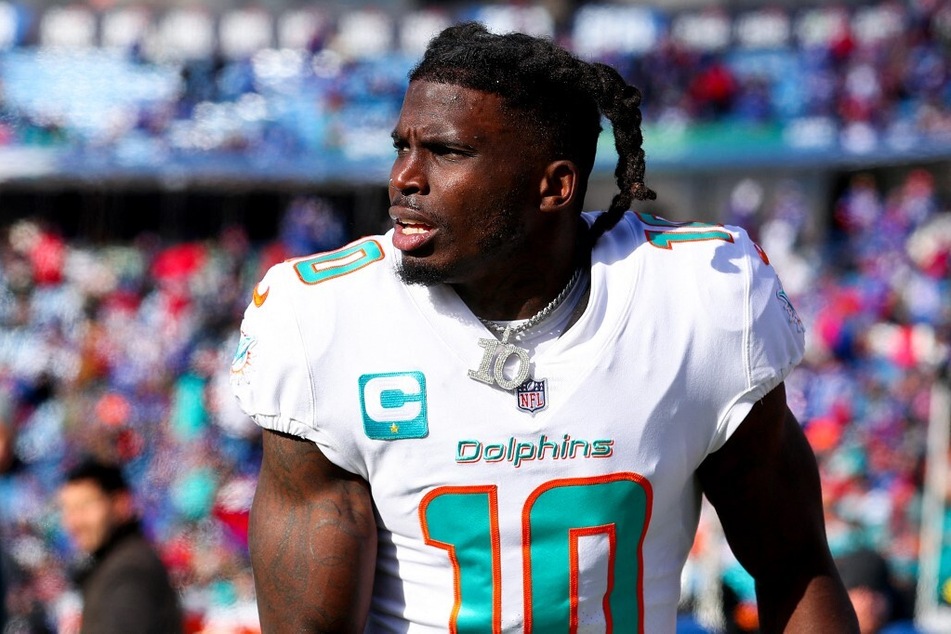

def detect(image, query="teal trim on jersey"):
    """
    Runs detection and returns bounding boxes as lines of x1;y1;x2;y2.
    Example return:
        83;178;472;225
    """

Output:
776;289;805;333
230;332;254;372
645;229;734;249
637;212;711;228
359;371;428;440
422;489;499;632
294;239;383;284
526;477;650;632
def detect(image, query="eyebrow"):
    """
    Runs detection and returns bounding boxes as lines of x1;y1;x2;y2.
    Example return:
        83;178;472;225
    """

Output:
390;129;478;153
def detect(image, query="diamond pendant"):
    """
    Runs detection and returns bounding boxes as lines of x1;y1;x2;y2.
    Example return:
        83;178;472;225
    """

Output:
467;326;532;391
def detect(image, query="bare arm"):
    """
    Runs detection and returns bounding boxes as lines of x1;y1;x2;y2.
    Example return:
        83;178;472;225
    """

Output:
250;429;377;633
697;383;858;633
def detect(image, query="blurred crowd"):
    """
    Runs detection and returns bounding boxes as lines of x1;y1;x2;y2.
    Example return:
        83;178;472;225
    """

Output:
0;0;948;631
0;198;346;632
0;169;947;632
681;167;951;634
0;0;950;174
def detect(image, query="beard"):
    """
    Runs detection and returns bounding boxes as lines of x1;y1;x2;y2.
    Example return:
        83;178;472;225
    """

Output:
396;257;447;286
396;199;526;287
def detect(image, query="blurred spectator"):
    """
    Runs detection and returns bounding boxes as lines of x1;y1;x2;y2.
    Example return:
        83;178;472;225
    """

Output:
836;547;920;634
279;195;347;256
688;54;738;120
0;395;13;475
58;458;183;634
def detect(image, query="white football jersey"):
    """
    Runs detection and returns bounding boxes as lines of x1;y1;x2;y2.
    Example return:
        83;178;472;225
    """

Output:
231;211;805;633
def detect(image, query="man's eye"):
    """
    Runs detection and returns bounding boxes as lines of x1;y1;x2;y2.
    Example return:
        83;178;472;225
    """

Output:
433;145;467;158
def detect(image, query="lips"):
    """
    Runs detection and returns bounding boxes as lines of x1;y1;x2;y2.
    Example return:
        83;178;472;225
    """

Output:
393;218;436;253
390;203;437;253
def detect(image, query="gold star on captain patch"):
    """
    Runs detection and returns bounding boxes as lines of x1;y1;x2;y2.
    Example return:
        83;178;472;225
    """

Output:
391;423;399;434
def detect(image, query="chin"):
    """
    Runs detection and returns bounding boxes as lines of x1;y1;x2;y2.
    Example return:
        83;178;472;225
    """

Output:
396;259;448;287
76;538;97;553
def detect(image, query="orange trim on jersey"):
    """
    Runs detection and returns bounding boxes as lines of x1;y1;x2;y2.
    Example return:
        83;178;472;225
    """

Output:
522;472;654;634
419;485;502;634
632;472;653;634
568;524;617;634
251;283;269;307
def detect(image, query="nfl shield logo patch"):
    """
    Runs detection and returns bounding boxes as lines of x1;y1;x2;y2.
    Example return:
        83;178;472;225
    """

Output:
516;379;548;414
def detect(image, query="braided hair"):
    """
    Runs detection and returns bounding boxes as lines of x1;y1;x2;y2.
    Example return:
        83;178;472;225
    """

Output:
410;22;656;246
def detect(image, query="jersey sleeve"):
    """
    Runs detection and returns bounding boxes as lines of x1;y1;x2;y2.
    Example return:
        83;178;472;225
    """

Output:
229;263;322;446
707;233;806;453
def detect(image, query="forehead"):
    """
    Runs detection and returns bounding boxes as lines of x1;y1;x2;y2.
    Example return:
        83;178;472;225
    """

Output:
60;480;107;503
396;80;519;140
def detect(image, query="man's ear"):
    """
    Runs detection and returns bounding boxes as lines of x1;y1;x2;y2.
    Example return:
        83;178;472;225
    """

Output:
110;490;137;523
539;160;580;213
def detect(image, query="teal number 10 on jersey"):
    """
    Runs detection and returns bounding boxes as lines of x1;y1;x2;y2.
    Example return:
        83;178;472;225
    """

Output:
419;473;653;633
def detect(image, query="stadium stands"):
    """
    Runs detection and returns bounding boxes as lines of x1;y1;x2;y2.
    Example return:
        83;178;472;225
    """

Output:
0;1;949;632
0;1;948;184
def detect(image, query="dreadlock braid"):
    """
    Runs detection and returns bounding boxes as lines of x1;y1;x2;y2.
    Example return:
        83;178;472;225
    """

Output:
586;63;657;244
410;22;655;246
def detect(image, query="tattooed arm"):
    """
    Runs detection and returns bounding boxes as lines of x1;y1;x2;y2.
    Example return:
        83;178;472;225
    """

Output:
250;429;377;633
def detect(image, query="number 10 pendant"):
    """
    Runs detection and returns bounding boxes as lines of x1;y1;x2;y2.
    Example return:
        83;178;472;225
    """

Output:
468;328;531;391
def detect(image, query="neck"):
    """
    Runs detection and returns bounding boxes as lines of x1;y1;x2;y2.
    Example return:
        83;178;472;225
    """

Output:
92;518;141;560
454;220;588;321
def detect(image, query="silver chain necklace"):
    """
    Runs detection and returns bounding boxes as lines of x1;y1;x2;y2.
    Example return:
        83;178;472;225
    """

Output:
467;267;583;391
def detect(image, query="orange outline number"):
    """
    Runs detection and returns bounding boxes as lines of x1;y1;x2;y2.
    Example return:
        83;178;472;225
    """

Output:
292;239;384;285
420;474;652;632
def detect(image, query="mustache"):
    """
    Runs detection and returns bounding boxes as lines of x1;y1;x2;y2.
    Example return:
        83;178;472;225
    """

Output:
390;194;422;210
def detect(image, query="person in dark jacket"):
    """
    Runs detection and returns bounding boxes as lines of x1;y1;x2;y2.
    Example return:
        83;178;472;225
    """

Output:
59;459;183;634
